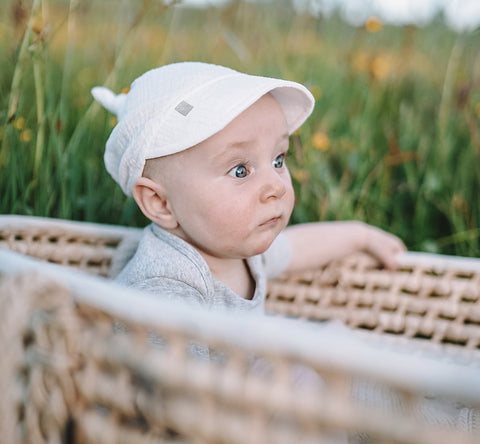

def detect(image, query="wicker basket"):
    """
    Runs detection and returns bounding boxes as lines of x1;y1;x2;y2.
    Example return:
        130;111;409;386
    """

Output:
1;215;480;443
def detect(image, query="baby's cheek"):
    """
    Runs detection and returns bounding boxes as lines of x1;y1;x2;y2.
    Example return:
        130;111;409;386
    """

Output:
206;200;249;231
285;184;295;215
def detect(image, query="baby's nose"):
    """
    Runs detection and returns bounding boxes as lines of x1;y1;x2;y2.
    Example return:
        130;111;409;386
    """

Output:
259;169;287;202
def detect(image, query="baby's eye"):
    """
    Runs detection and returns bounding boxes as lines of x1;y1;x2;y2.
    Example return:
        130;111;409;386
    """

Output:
228;164;248;178
273;154;285;169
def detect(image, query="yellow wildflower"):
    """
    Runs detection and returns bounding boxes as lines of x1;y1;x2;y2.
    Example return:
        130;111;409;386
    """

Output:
19;129;32;143
121;86;131;95
370;55;390;80
13;117;25;130
31;14;44;35
109;116;118;127
365;16;383;33
312;131;330;151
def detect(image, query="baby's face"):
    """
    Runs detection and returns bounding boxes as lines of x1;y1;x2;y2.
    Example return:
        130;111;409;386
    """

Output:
160;93;295;262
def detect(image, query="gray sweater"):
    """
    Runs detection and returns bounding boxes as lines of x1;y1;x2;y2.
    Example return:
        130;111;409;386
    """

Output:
116;223;291;313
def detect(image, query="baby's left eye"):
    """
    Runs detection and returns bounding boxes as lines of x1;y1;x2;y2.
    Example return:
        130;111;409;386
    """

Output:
228;164;249;178
273;154;285;169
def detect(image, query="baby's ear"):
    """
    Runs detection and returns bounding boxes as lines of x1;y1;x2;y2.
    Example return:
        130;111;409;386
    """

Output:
132;177;178;229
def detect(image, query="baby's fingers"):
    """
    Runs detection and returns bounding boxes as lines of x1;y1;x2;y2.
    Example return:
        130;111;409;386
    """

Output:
366;228;406;270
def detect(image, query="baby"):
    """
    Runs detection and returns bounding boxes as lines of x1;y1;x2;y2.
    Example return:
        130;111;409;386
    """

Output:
92;61;405;313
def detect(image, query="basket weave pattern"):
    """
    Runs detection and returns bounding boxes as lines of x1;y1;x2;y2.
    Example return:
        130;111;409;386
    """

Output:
1;216;480;443
267;254;480;354
0;223;123;277
1;272;478;444
2;218;480;355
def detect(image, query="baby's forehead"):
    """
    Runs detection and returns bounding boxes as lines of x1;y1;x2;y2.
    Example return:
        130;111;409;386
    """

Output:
204;94;288;140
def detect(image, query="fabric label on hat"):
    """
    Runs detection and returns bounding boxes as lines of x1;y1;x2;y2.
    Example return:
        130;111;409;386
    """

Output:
175;100;194;116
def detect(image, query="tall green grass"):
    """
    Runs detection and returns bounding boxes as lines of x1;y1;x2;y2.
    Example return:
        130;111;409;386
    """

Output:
1;0;480;256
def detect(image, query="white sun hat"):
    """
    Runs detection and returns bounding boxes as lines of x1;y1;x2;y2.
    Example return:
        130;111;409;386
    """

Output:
91;61;315;196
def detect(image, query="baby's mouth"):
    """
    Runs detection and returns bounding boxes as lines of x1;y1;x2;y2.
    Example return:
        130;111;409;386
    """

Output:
259;215;282;227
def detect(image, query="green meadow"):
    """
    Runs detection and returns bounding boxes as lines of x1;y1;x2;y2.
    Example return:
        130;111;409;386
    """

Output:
1;0;480;256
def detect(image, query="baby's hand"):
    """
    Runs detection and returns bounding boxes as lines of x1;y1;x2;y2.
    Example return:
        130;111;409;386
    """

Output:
361;224;406;270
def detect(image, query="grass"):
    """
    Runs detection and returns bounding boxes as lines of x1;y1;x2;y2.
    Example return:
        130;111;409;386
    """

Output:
1;0;480;256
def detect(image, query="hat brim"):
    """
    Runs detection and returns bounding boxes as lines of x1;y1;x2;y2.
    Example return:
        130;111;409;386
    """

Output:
143;72;314;161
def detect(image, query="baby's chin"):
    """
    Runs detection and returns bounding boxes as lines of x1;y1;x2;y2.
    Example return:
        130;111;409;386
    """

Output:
248;233;280;257
256;218;290;253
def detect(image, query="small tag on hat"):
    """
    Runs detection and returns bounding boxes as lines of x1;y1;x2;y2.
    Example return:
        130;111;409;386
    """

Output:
175;100;193;116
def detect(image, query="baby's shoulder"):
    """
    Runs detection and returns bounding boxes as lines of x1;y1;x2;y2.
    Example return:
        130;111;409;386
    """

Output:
116;224;214;299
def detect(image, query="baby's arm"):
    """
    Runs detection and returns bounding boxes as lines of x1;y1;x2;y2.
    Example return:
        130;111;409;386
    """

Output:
283;221;406;273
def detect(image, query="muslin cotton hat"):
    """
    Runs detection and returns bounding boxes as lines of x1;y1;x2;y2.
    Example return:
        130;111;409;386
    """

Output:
91;61;315;196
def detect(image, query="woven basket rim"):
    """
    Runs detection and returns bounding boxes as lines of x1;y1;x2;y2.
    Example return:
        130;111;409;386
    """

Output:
0;214;142;239
3;214;480;271
2;248;480;405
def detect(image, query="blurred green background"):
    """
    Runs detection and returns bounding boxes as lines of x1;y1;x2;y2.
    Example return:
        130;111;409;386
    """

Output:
1;0;480;256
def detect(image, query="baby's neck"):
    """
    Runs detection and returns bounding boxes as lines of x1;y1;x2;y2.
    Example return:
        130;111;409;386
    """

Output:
202;255;255;300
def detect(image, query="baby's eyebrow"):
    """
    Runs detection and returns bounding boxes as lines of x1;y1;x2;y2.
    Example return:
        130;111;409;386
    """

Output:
212;132;290;164
226;132;289;150
276;133;290;151
279;132;289;145
209;143;248;166
224;140;252;150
